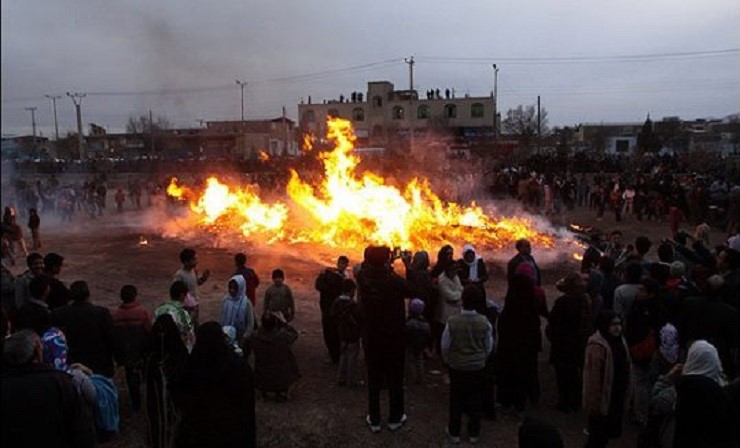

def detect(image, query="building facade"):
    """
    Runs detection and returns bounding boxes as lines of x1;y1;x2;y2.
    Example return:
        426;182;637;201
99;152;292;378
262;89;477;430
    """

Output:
298;81;496;147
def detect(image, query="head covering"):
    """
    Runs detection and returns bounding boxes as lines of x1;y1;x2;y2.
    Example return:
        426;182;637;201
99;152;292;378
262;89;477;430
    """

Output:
365;246;390;267
42;327;68;371
221;275;251;338
411;250;430;270
408;298;425;316
461;244;482;281
683;340;724;385
658;323;679;364
669;261;685;278
727;234;740;253
594;310;621;341
556;271;586;296
518;417;564;448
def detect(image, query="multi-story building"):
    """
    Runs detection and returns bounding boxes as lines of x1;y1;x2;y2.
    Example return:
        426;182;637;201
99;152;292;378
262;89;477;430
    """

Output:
298;81;496;148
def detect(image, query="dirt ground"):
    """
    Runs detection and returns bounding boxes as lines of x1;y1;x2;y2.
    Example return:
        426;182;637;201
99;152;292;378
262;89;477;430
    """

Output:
16;199;728;448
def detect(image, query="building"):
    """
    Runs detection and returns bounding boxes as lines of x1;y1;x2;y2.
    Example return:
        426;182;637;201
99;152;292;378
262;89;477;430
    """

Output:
203;117;296;159
575;122;643;153
298;81;496;148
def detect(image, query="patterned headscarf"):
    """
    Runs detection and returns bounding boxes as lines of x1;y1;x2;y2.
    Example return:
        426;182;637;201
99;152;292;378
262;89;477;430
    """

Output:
658;323;679;364
42;327;69;371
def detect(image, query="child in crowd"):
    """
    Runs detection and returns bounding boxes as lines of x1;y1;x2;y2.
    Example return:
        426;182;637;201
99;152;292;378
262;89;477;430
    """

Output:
253;311;300;402
111;285;152;411
405;298;430;385
263;269;295;322
221;275;255;353
330;279;362;387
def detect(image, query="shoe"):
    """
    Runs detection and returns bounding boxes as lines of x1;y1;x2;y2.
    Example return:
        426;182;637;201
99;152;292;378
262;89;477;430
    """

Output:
470;436;480;444
366;415;381;434
446;427;461;444
387;413;407;431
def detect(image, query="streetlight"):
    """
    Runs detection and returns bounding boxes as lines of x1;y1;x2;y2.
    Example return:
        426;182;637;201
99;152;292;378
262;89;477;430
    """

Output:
492;64;500;145
44;95;62;140
24;107;37;152
235;80;248;158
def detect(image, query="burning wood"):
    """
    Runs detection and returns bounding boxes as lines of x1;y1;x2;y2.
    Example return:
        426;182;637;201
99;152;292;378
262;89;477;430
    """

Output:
166;117;557;251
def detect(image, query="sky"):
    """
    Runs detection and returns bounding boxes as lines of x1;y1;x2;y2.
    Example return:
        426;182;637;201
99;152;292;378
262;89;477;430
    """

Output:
2;0;739;137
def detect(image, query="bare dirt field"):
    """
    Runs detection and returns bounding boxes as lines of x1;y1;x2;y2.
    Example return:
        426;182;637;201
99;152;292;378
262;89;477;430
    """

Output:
17;200;728;448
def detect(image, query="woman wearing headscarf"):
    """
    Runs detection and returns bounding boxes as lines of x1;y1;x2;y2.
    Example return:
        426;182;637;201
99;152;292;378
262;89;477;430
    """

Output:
673;340;738;448
253;311;300;402
172;322;256;448
496;274;541;414
458;244;489;296
582;310;631;448
649;325;681;448
145;314;188;448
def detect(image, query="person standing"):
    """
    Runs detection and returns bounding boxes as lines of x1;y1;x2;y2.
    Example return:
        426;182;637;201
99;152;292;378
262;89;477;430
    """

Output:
42;252;71;310
263;269;295;322
13;252;44;312
330;279;363;387
155;281;195;352
234;253;260;306
27;208;41;250
441;285;493;444
507;239;541;286
252;311;300;402
315;255;349;364
546;271;591;413
220;275;255;353
357;246;412;433
583;311;632;448
172;322;256;448
173;248;210;325
458;244;489;296
114;188;126;213
111;285;152;411
405;298;430;385
496;274;542;414
1;329;96;448
52;280;118;378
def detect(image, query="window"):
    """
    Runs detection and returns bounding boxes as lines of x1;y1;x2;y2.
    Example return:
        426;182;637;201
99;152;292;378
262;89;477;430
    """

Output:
471;103;484;118
444;104;457;119
303;110;315;123
417;105;430;119
373;96;383;107
392;106;405;120
352;107;365;121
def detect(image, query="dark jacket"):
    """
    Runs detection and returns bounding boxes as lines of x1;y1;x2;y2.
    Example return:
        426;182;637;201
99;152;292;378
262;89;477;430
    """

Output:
507;253;541;286
315;268;345;315
1;364;96;448
252;323;300;392
52;301;118;377
547;293;589;365
330;296;363;343
357;265;412;345
680;295;740;378
45;275;71;310
674;375;739;448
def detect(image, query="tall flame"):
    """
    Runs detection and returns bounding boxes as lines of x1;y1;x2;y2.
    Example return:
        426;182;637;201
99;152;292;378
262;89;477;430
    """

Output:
166;117;555;251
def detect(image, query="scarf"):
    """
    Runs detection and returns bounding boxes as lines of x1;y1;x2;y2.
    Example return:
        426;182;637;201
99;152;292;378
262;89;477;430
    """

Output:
659;323;679;364
683;340;724;385
462;244;481;281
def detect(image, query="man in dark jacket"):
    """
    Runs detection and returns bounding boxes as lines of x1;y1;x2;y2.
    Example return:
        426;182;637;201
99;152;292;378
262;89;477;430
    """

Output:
357;246;412;433
315;255;349;364
52;280;118;377
42;252;71;309
1;329;96;448
507;239;541;286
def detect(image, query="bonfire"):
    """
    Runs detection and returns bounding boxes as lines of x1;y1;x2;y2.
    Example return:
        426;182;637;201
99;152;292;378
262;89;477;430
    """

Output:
166;117;556;252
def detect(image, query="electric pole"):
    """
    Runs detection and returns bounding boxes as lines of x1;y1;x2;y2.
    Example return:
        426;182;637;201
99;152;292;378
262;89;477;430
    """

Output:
24;107;38;152
404;56;415;154
492;64;499;151
44;95;61;140
537;95;541;153
66;92;86;159
149;109;154;155
236;79;247;158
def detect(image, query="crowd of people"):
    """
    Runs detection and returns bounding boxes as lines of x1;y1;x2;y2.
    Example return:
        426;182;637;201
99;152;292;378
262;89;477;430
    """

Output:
3;217;738;447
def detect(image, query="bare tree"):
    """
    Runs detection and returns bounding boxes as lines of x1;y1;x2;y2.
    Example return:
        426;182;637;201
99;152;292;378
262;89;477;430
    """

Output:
502;104;549;137
125;114;172;134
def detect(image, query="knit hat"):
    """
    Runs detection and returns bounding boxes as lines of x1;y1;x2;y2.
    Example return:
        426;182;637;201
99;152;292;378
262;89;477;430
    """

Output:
409;298;425;316
669;261;685;278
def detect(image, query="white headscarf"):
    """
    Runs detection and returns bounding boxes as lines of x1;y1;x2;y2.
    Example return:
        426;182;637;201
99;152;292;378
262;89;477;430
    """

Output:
462;244;481;281
682;340;724;385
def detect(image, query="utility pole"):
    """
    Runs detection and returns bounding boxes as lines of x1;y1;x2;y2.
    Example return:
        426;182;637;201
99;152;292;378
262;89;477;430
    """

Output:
282;106;288;156
404;56;415;154
66;92;86;159
492;64;499;151
24;107;38;152
537;95;541;153
236;79;247;158
149;109;154;155
44;95;61;140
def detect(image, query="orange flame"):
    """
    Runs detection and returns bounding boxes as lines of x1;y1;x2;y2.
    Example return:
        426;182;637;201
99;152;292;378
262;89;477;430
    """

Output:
168;117;555;251
258;150;270;162
167;177;187;198
302;134;314;153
